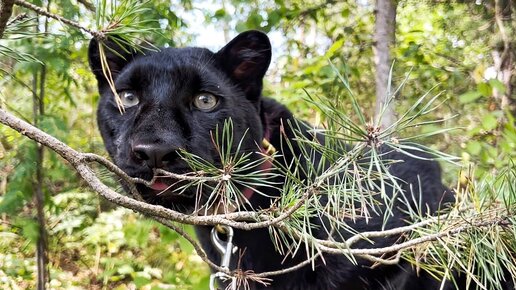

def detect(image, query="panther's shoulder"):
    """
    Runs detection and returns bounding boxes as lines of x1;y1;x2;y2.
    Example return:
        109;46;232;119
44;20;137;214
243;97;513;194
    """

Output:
260;97;294;126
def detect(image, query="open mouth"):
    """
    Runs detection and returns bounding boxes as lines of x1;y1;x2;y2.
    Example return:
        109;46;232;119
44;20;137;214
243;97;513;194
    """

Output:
136;176;197;209
143;175;195;198
149;178;171;192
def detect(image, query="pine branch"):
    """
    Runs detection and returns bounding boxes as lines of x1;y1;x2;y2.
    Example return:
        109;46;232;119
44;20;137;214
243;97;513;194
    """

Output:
315;217;512;256
2;0;513;287
1;105;515;285
0;107;292;232
13;0;104;39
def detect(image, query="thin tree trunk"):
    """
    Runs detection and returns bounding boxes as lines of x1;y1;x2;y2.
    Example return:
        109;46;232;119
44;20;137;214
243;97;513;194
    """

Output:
0;0;16;39
493;0;514;114
222;0;230;43
32;68;48;290
35;136;47;290
33;3;49;288
32;66;48;290
373;0;397;128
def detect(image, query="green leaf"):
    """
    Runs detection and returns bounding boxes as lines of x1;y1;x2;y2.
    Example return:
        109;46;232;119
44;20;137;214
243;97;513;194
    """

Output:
0;190;28;214
466;141;482;155
341;8;350;18
325;39;344;58
214;8;226;19
489;79;506;94
133;275;151;288
117;264;134;275
477;82;492;97
247;13;264;29
482;114;498;131
459;91;482;103
235;22;248;32
268;10;282;27
17;218;40;242
158;224;179;244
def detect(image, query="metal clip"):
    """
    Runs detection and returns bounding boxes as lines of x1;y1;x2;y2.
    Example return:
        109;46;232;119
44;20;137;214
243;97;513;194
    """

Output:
209;225;238;290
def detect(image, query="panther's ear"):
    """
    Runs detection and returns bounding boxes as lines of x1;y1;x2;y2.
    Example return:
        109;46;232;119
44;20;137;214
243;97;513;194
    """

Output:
88;38;138;86
216;30;271;102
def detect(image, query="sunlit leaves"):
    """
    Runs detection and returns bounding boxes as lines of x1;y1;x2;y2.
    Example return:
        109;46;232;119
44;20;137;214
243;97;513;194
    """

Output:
459;91;482;103
0;141;37;215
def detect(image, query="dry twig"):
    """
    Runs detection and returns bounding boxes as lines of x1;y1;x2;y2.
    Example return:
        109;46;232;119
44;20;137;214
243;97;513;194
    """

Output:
13;0;104;39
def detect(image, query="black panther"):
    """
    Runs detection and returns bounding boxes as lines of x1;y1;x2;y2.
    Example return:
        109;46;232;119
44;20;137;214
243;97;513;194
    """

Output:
88;31;511;290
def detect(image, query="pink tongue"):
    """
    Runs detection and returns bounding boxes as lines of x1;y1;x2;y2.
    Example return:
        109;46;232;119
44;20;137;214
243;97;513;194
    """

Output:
150;181;169;191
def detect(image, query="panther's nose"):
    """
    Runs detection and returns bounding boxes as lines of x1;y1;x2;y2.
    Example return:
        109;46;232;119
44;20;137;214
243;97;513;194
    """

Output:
132;143;180;168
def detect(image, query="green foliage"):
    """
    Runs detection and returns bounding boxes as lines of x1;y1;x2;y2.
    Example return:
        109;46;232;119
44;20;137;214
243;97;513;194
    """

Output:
0;140;37;214
1;191;210;289
406;161;516;290
457;78;515;177
264;74;460;260
1;0;209;288
1;0;514;289
178;119;281;212
0;16;41;64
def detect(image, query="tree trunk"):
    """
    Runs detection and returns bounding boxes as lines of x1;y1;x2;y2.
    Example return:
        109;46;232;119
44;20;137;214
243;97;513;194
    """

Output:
493;0;514;115
33;5;50;288
0;0;15;39
373;0;397;128
32;65;48;290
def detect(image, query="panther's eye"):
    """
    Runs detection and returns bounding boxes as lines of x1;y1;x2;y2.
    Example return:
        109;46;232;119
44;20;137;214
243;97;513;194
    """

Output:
119;91;139;108
193;93;218;111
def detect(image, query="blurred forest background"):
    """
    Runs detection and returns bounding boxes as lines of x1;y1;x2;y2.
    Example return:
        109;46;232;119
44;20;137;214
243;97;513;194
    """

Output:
0;0;514;289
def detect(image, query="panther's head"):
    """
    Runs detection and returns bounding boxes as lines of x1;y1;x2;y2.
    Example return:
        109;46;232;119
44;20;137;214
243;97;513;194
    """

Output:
88;31;272;211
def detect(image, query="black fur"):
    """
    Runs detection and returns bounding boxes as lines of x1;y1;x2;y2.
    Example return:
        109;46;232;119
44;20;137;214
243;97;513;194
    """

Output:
88;31;508;290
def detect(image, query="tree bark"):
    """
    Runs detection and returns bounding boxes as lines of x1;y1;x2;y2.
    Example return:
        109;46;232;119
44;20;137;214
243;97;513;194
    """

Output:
492;0;514;115
0;0;16;39
32;63;48;290
33;6;49;288
373;0;397;128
